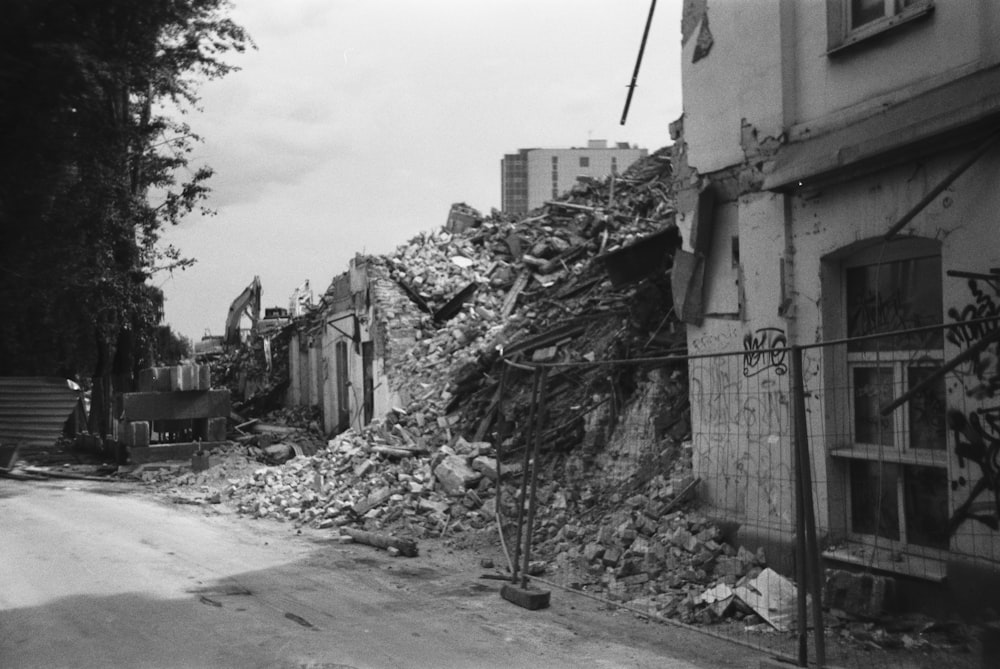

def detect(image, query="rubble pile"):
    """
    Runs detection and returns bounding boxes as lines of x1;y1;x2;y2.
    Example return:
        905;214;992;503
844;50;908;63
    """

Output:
224;426;504;537
190;148;767;625
211;327;292;416
488;440;770;626
380;146;683;458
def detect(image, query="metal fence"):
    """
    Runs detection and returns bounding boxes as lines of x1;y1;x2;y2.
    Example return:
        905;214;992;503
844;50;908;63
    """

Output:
491;317;1000;668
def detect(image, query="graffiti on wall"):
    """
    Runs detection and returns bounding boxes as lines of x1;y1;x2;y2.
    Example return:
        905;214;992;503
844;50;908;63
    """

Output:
948;407;1000;533
742;327;787;378
947;277;1000;400
946;273;1000;534
690;353;792;521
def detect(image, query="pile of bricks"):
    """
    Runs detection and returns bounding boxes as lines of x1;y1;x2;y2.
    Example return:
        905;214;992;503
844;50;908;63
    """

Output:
510;466;771;625
373;147;684;460
224;426;505;538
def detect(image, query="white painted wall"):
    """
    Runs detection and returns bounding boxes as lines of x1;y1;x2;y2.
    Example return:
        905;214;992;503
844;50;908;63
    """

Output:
678;1;1000;563
680;0;786;174
790;0;1000;133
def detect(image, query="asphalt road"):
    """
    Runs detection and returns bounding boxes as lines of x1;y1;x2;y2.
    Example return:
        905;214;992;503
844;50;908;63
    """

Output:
0;478;758;669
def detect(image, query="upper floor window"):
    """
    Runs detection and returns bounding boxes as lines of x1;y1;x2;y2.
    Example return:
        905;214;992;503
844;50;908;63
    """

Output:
827;0;934;53
579;156;590;168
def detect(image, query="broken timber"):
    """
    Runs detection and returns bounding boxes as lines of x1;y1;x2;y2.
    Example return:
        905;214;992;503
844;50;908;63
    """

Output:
500;270;530;319
341;527;418;557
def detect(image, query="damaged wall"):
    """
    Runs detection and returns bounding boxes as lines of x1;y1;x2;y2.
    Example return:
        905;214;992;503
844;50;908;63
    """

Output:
793;149;1000;567
291;255;421;436
674;0;1000;599
679;0;787;176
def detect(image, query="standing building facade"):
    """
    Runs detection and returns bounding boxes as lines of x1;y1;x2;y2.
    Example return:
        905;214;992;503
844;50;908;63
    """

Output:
672;0;1000;612
500;140;647;215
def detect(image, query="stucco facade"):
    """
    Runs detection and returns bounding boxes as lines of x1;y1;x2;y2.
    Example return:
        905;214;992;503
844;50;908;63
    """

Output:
675;0;1000;606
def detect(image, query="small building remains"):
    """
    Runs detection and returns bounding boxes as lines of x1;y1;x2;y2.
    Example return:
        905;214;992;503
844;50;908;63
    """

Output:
287;255;422;436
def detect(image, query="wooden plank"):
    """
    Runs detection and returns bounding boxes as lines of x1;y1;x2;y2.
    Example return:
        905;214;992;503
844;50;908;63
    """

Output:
341;528;418;557
118;390;230;422
500;270;530;319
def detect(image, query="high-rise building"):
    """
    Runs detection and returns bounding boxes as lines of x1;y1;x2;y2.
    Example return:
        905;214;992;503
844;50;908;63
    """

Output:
500;140;647;215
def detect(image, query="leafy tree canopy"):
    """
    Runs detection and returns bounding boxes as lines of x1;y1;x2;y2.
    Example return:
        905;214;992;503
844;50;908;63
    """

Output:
0;0;251;389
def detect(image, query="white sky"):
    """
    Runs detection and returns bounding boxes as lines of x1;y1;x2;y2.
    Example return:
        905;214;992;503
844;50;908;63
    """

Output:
159;0;684;342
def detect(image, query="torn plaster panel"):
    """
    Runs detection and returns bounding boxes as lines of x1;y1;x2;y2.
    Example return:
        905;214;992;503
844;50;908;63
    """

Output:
681;0;786;175
736;192;788;322
682;0;708;45
699;201;740;315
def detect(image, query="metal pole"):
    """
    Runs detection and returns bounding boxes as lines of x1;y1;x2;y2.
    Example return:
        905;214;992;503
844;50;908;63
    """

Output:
791;345;826;666
620;0;658;125
510;367;541;583
521;366;550;589
493;362;510;551
793;417;809;667
884;130;1000;240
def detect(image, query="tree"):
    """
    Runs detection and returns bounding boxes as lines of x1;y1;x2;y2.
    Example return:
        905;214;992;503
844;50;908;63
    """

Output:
152;324;192;366
0;0;251;436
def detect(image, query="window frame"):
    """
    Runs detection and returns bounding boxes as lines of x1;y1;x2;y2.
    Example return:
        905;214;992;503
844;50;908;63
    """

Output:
826;0;935;55
829;238;950;553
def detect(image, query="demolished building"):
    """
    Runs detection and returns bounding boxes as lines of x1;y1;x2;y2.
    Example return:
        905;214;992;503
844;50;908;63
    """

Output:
287;255;422;435
673;0;1000;616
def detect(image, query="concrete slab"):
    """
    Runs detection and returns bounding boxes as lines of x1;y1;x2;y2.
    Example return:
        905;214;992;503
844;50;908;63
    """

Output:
118;390;230;422
129;441;228;465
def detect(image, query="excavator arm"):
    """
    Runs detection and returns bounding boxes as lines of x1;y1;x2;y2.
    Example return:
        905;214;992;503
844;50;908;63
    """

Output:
224;276;262;347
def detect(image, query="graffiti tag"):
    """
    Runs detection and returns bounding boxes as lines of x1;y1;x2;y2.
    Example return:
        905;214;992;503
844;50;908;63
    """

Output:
948;407;1000;534
742;327;787;378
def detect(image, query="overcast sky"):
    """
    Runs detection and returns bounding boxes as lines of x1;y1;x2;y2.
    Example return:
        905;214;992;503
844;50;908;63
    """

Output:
158;0;684;342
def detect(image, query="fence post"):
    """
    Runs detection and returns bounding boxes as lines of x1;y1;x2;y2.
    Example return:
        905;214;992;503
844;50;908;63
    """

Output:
790;345;826;667
789;348;809;667
510;366;542;583
521;366;550;588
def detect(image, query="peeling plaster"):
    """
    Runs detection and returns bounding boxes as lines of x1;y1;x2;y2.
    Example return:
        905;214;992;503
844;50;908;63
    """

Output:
671;115;787;224
681;0;708;45
692;12;714;63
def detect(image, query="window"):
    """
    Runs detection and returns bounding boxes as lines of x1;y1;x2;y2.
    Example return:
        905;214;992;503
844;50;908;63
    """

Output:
834;239;949;551
579;156;590;168
827;0;934;53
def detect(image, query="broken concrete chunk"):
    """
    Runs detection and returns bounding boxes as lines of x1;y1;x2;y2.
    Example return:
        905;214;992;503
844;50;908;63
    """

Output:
434;454;481;496
732;567;798;632
418;498;450;515
824;569;895;619
471;455;498;480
